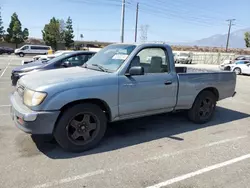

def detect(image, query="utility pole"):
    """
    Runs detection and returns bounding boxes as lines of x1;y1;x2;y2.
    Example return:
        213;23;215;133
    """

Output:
226;19;235;52
120;0;125;43
134;2;139;42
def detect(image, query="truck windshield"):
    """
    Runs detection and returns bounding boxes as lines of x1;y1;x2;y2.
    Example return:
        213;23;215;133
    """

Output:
85;44;136;72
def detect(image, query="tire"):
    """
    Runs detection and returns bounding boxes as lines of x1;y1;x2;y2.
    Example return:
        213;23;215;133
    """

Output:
54;103;107;152
233;68;241;75
188;91;216;124
19;53;24;57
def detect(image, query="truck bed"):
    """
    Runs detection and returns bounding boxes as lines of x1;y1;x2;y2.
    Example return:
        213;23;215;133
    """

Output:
174;68;236;110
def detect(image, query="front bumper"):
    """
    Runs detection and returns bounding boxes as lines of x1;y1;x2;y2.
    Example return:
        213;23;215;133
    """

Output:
10;92;60;134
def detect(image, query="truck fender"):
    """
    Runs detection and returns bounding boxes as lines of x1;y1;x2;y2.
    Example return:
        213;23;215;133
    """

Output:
41;87;117;120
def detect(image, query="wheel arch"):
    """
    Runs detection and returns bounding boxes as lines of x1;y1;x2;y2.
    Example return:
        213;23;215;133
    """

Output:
58;98;112;123
195;87;219;103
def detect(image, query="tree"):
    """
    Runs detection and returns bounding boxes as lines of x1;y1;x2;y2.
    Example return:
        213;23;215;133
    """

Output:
0;8;5;41
5;13;29;47
64;17;74;48
42;17;62;50
244;32;250;48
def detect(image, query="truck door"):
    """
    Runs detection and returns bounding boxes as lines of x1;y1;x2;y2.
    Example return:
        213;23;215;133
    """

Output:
118;47;178;117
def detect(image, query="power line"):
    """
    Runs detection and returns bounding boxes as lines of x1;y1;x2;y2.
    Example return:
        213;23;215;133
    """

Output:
226;19;236;52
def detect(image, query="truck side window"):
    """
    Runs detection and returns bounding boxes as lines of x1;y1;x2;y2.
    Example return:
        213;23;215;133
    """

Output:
62;54;90;66
134;48;168;73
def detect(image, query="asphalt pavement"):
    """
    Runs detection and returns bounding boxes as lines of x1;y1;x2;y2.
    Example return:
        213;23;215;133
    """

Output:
0;56;250;188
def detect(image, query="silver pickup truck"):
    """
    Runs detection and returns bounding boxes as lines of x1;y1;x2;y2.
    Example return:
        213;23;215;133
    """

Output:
10;43;237;152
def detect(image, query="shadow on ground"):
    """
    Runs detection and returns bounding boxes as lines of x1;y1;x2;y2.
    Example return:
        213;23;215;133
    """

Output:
29;106;249;159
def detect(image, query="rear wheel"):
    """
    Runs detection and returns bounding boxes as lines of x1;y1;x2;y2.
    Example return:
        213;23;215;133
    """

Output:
233;68;241;75
188;91;216;124
54;103;107;152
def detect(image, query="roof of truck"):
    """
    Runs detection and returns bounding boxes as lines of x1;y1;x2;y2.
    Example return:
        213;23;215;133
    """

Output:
111;42;170;46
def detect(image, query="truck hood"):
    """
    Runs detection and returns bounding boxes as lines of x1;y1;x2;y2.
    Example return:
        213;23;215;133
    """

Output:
12;61;45;72
19;67;111;90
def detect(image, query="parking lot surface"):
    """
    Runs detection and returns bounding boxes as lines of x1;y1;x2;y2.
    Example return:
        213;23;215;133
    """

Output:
0;56;250;188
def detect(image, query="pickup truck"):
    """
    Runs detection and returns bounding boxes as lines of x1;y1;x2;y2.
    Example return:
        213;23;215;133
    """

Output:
175;52;193;64
10;43;237;152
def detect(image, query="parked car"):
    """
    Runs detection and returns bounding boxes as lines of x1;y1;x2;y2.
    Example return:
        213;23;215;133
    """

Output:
175;52;193;64
11;51;96;86
10;43;236;152
221;55;250;66
219;60;250;71
0;47;14;54
22;50;73;65
14;45;52;57
229;61;250;75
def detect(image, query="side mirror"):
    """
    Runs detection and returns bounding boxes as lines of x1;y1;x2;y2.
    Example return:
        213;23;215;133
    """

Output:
126;66;144;76
62;61;71;67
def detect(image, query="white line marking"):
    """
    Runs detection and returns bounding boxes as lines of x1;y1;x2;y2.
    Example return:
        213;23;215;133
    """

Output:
0;105;11;107
32;136;247;188
0;60;11;78
33;170;105;188
131;136;247;165
146;153;250;188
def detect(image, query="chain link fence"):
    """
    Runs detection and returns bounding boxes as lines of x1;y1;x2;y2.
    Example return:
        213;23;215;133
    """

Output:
174;51;236;65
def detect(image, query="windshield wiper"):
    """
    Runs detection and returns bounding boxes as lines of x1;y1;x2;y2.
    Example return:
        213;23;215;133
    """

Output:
91;64;109;72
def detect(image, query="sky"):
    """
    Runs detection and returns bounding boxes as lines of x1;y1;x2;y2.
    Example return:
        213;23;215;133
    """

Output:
0;0;250;43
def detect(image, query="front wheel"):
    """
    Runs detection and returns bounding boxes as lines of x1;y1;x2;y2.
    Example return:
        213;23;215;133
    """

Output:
188;91;216;124
54;103;107;152
233;68;241;75
19;53;24;57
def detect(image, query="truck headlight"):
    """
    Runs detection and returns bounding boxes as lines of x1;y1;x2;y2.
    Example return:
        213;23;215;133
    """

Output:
23;89;47;106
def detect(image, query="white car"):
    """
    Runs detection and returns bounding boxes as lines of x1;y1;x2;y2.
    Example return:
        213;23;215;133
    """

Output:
219;60;250;71
230;61;250;75
22;50;73;65
33;50;73;61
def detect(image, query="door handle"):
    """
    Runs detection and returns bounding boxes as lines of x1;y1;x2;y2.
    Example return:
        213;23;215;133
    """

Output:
164;80;172;85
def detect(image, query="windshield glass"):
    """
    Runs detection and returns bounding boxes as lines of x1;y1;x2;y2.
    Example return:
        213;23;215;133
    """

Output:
85;44;136;72
44;53;70;65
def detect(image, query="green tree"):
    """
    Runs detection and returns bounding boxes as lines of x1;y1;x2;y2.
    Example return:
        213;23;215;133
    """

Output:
244;32;250;48
42;17;62;50
64;17;74;48
0;8;5;41
5;13;29;48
